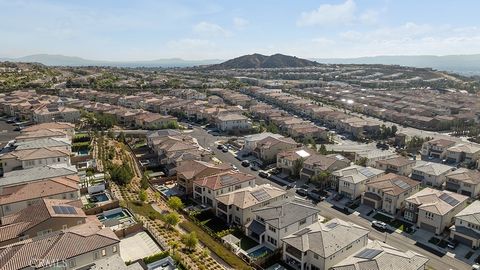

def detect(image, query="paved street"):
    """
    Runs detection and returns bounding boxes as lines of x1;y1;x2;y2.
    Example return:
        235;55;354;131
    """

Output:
316;201;470;270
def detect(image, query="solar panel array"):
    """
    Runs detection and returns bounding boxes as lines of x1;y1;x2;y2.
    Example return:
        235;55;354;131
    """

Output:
439;193;460;206
251;189;272;202
393;179;410;189
325;222;339;229
220;175;238;186
355;248;382;259
52;205;77;215
359;168;376;178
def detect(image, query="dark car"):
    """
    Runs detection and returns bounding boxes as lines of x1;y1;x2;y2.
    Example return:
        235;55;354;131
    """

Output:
296;188;308;197
447;239;458;249
286;183;295;190
222;147;228;153
258;171;269;178
241;160;250;167
217;144;224;150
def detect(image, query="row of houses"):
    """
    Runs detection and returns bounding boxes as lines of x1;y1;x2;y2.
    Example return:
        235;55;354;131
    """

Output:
174;159;428;270
0;122;135;270
244;87;381;140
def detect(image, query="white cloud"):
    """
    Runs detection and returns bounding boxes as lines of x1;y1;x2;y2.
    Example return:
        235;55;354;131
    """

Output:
193;21;230;37
297;0;356;26
359;9;379;24
233;17;249;30
311;37;335;47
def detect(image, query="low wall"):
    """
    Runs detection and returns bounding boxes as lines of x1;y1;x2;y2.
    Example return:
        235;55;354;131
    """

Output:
83;200;120;215
115;222;144;238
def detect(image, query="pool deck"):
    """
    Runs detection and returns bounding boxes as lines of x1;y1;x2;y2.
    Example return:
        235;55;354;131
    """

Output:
119;231;162;262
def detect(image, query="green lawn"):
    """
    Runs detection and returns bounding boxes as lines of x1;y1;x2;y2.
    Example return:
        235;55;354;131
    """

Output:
195;211;230;233
127;201;164;220
232;230;258;251
372;213;413;233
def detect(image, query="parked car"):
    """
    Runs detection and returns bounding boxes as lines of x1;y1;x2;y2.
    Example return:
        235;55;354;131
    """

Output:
447;239;458;249
473;264;480;270
231;165;239;171
296;184;309;197
187;124;193;129
371;220;387;231
286;183;295;190
222;147;228;153
217;144;224;150
241;160;250;167
258;171;269;178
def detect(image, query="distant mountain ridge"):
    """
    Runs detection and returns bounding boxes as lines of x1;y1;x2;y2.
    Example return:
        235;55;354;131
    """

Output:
312;54;480;75
208;53;320;69
0;54;222;67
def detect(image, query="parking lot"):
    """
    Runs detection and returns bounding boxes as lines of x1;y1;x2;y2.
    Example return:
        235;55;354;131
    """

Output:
0;120;21;145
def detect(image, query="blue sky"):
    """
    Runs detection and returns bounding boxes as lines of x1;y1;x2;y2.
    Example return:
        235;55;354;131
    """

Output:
1;0;480;60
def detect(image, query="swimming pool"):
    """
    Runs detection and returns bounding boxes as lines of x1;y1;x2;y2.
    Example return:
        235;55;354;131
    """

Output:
89;193;109;203
247;246;272;259
97;209;132;221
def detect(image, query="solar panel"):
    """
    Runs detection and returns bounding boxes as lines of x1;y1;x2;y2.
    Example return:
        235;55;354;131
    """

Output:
52;205;77;215
251;189;272;202
355;248;382;259
439;193;459;206
325;222;339;229
359;168;376;178
393;180;410;190
220;175;237;186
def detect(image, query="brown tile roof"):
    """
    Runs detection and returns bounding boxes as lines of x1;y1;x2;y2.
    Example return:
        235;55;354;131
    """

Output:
21;122;75;133
446;168;480;185
376;156;415;167
0;148;70;161
176;160;231;180
0;199;85;243
194;171;256;190
0;176;79;205
256;136;297;150
0;221;118;270
366;173;420;196
405;188;467;215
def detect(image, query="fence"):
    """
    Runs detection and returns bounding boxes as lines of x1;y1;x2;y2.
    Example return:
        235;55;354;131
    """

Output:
142;219;170;251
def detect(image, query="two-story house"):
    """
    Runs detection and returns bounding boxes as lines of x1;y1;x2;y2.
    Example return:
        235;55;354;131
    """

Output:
193;171;256;210
300;154;350;182
0;148;71;173
253;136;298;164
362;173;420;215
450;200;480;248
410;161;454;187
333;165;385;200
445;168;480;198
215;184;286;225
445;143;480;165
215;113;251;132
281;218;369;270
404;188;468;235
247;199;320;250
374;156;416;176
175;160;231;195
420;138;456;159
277;148;316;175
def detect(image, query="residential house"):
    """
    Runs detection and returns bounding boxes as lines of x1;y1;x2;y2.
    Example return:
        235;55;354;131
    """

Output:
420;139;456;159
331;240;429;270
215;113;251;132
404;188;468;234
134;113;177;129
15;129;70;143
445;168;480;198
0;219;120;270
450;201;480;248
14;137;71;152
243;132;284;152
33;105;81;123
0;175;80;217
355;150;398;167
248;199;321;250
0;164;78;188
215;184;286;225
176;160;231;195
253;136;298;164
22;122;76;136
374;156;416;176
0;198;86;246
362;173;421;215
193;171;256;209
445;143;480;165
0;148;71;173
281;218;369;270
277;148;316;175
410;162;454;187
300;154;350;182
333;165;385;200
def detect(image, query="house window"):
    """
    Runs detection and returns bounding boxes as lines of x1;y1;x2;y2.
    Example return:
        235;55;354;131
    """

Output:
299;218;306;226
69;259;76;268
102;249;106;256
314;254;319;259
94;252;99;260
234;216;241;224
268;225;276;233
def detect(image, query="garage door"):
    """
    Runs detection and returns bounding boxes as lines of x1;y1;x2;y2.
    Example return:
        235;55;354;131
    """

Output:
461;190;472;197
420;222;436;233
453;234;473;247
363;198;376;208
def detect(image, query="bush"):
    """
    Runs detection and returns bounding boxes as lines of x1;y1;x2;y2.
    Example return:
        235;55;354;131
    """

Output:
180;220;252;270
143;251;169;264
72;141;91;152
109;162;134;185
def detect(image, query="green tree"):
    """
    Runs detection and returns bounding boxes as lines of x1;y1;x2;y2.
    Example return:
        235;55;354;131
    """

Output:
139;189;147;202
167;196;184;210
318;144;328;155
310;171;331;188
109;162;134;185
291;158;305;179
164;212;180;228
140;174;150;190
355;157;368;167
181;232;198;251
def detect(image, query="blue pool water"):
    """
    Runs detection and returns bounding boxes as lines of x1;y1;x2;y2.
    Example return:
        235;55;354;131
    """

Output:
98;210;129;221
77;149;89;156
90;193;109;203
248;246;272;258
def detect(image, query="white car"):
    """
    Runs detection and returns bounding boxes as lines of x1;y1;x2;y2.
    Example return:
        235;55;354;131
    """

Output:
473;264;480;270
231;165;239;171
371;220;387;230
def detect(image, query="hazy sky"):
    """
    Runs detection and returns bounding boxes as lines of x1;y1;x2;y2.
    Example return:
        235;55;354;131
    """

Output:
2;0;480;60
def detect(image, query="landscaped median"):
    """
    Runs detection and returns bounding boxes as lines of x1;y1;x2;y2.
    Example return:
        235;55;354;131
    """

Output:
180;219;252;270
